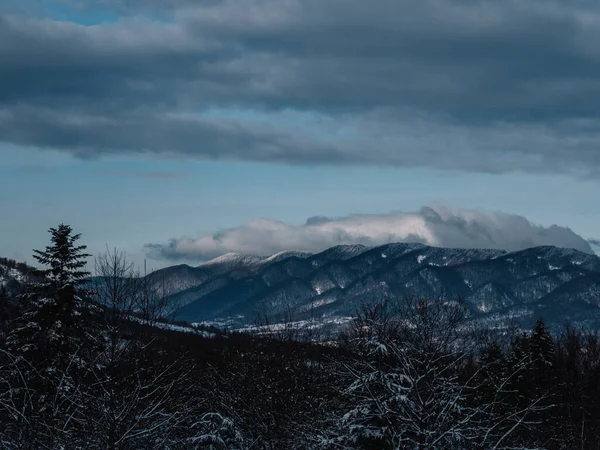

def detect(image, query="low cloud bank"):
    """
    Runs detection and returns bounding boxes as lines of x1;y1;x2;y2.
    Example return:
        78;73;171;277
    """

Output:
589;239;600;256
145;205;594;262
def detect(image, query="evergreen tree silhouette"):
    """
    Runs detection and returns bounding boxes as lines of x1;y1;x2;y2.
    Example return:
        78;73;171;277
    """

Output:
10;224;92;356
531;318;555;373
5;225;98;446
32;223;91;295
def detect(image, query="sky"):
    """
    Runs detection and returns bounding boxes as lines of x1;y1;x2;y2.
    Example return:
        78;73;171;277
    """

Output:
1;0;600;269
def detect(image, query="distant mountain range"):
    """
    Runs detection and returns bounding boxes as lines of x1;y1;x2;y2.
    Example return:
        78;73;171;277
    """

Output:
4;244;600;331
147;243;600;330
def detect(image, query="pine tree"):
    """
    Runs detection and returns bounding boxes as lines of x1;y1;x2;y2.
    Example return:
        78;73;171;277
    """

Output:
4;225;99;447
10;224;93;356
502;320;557;447
531;318;555;372
32;223;91;295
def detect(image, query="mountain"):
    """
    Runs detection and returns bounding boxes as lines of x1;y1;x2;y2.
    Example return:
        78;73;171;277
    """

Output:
5;244;599;331
150;243;600;330
0;257;34;295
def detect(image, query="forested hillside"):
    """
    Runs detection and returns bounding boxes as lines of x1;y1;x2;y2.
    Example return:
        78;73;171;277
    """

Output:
142;243;600;331
2;225;600;449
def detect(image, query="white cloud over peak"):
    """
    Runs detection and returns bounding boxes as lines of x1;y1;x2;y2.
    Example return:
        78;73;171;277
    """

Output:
589;239;600;256
145;205;594;262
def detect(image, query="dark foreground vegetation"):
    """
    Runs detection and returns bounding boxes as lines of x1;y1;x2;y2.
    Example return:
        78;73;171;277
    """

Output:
2;225;600;449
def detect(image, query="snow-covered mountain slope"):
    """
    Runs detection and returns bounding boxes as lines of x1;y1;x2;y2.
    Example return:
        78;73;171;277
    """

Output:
201;250;313;270
146;250;314;306
160;243;600;330
4;242;600;331
0;257;33;294
202;253;266;270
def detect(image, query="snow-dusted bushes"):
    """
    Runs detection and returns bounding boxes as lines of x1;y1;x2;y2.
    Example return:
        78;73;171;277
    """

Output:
325;298;551;450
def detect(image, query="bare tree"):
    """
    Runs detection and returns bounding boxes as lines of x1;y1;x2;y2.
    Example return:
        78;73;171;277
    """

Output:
92;247;140;449
0;348;36;448
94;248;138;324
0;343;104;450
89;249;244;449
134;260;179;343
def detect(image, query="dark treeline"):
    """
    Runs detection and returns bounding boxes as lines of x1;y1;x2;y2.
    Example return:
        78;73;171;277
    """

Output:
2;225;600;449
0;257;33;274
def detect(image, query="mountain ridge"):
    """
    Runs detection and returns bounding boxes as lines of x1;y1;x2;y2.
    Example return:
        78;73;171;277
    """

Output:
4;243;599;330
156;243;600;330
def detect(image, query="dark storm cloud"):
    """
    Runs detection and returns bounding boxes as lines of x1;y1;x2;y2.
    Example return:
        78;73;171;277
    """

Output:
2;1;600;174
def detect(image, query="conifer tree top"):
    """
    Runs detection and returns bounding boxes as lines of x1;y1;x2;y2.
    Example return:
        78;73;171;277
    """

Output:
32;224;91;288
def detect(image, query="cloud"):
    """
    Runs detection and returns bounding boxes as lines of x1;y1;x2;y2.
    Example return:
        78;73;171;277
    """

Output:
3;1;600;176
95;169;190;179
145;205;594;262
589;239;600;256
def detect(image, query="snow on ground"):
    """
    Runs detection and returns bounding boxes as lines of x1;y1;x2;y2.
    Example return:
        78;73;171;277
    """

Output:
235;316;354;335
0;266;27;286
193;316;245;329
299;296;338;311
128;316;216;338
